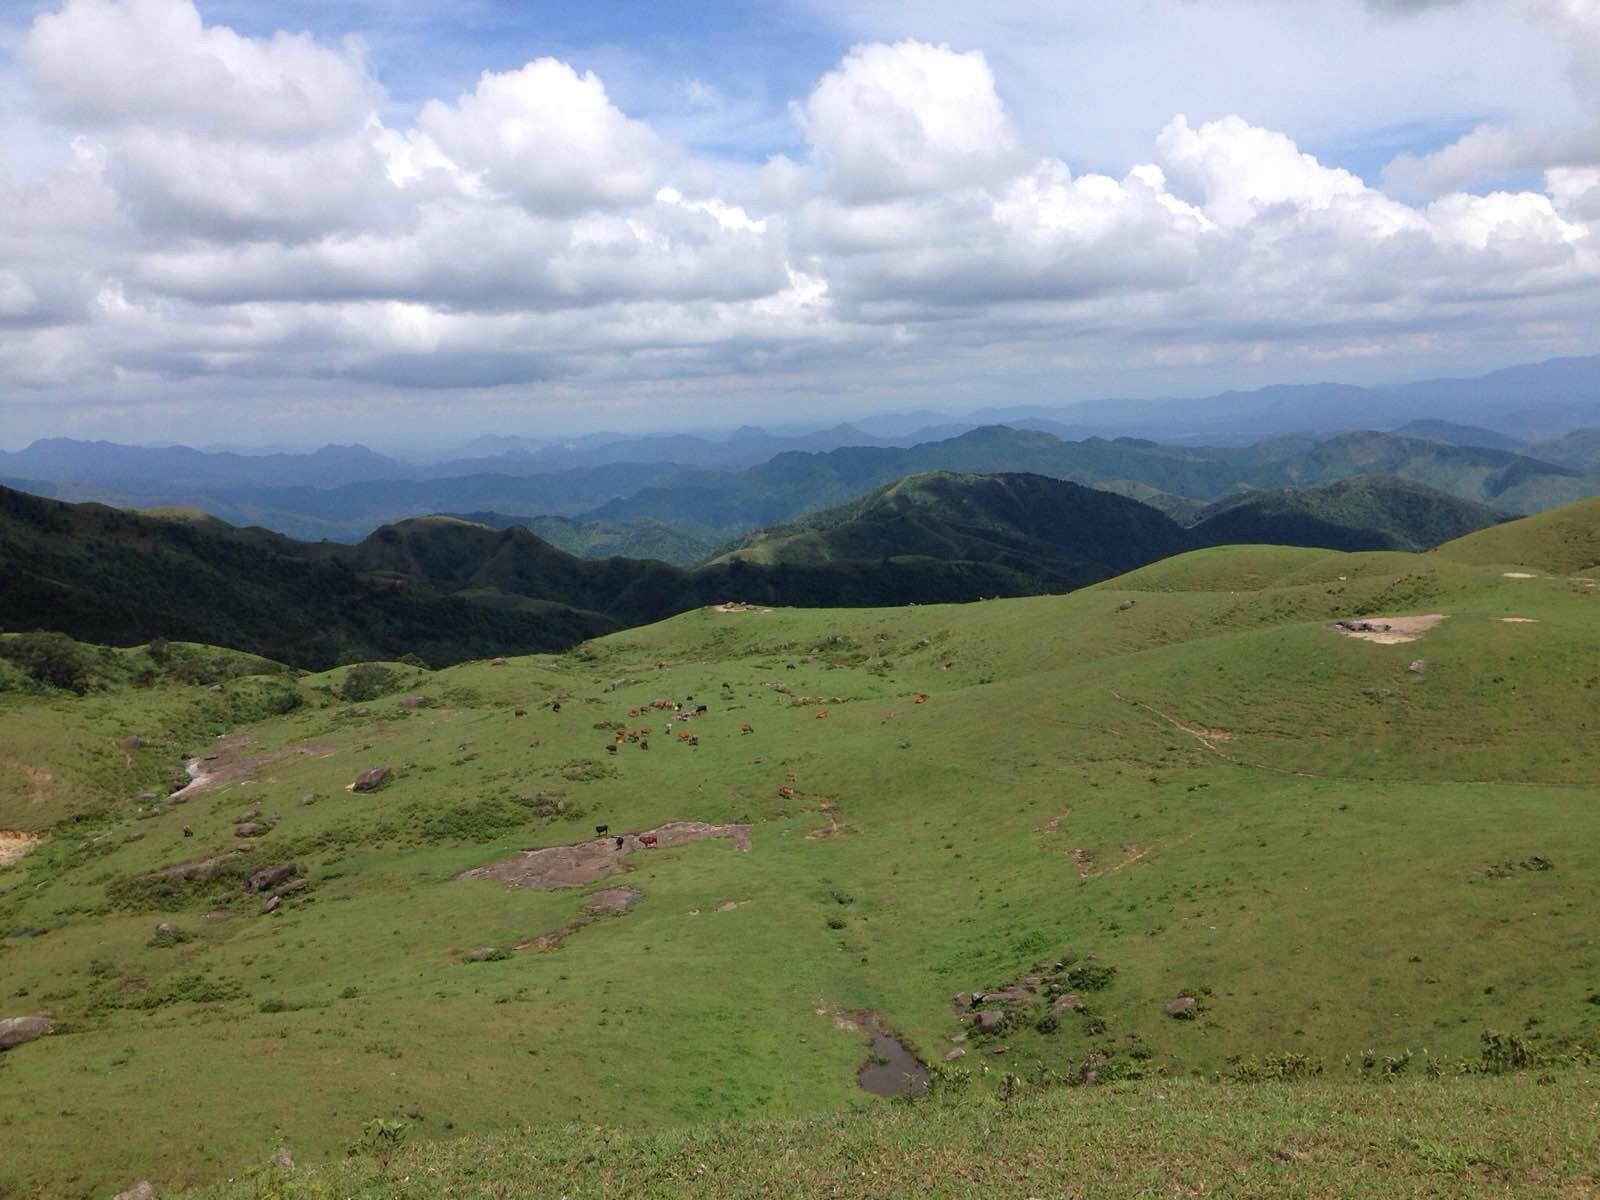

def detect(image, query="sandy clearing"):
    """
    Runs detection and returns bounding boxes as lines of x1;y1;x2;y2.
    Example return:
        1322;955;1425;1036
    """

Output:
460;820;752;890
1503;572;1537;579
1330;614;1447;644
0;829;42;869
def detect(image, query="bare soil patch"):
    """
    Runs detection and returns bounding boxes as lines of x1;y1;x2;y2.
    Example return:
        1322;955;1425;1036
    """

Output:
0;829;43;869
1067;848;1097;879
460;820;751;891
1503;572;1537;579
1500;617;1539;623
711;602;773;614
1329;613;1447;645
1;761;58;808
169;735;339;801
582;885;644;915
1036;807;1071;833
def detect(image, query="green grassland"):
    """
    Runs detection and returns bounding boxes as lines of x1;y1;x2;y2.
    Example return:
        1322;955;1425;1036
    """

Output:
1;505;1598;1198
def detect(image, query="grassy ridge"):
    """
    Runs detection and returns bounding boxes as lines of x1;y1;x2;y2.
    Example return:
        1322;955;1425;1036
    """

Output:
188;1075;1600;1199
2;505;1598;1196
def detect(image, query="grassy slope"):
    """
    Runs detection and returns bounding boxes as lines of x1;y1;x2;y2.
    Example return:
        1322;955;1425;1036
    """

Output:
1;505;1598;1196
189;1076;1600;1199
1189;475;1507;551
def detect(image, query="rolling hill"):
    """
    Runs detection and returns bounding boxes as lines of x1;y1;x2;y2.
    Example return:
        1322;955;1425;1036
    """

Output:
1188;476;1509;552
2;497;1598;1197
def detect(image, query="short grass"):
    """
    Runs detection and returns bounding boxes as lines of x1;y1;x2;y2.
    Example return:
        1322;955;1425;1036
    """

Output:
2;516;1599;1197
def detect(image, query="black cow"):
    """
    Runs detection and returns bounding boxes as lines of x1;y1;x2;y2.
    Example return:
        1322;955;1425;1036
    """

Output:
595;824;609;837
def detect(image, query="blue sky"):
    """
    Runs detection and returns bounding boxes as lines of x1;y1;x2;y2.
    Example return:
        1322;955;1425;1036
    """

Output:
0;0;1597;447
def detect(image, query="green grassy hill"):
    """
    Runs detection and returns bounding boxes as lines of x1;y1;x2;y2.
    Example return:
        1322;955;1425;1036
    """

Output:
2;498;1598;1196
1189;475;1508;551
717;471;1191;585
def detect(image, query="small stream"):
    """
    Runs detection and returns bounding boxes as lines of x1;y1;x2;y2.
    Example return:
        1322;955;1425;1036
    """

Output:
854;1013;930;1098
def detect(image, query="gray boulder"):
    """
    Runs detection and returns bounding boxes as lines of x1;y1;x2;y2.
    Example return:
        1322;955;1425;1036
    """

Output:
0;1016;52;1051
113;1183;155;1200
1164;996;1199;1019
234;823;269;838
351;766;392;792
247;863;298;892
972;1009;1005;1034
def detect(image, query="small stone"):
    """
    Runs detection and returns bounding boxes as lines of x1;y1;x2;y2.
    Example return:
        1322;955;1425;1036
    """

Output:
113;1183;156;1200
1164;996;1199;1019
261;896;282;915
973;1009;1004;1034
236;809;260;823
1408;659;1427;674
1051;993;1081;1013
154;922;180;937
464;946;499;962
271;1147;294;1169
943;1048;965;1061
234;823;269;838
119;735;143;751
274;879;310;898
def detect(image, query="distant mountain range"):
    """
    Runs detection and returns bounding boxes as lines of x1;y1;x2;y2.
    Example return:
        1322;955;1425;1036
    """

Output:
0;468;1505;668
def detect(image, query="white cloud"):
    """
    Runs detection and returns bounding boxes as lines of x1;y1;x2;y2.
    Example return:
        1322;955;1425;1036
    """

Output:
417;59;671;216
0;0;1597;445
796;40;1024;203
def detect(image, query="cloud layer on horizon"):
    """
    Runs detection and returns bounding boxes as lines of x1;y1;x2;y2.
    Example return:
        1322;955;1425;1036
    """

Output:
2;0;1599;443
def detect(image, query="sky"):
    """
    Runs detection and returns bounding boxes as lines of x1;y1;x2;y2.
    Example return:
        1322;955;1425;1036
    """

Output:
1;0;1598;449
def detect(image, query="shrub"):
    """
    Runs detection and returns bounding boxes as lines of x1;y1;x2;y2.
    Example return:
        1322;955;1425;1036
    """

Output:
342;663;400;702
1227;1052;1325;1082
0;632;92;693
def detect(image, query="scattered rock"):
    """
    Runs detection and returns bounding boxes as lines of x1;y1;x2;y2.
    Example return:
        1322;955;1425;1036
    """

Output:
464;946;500;962
154;922;180;937
943;1048;966;1061
1408;659;1427;674
1118;599;1135;611
234;822;269;838
236;809;260;823
247;863;298;892
972;1009;1005;1034
261;896;282;915
951;992;972;1008
271;1147;294;1169
1164;996;1199;1019
119;735;143;751
350;766;392;792
274;878;310;899
298;793;316;806
1051;993;1082;1013
113;1183;156;1200
0;1015;52;1051
398;696;427;708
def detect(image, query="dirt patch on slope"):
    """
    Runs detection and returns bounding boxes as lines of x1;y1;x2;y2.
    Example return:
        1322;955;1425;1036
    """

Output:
169;736;339;801
1;762;58;809
460;820;752;891
582;885;644;915
1500;617;1539;623
1503;572;1537;579
1036;807;1071;833
0;829;43;869
1330;614;1447;644
1067;848;1097;878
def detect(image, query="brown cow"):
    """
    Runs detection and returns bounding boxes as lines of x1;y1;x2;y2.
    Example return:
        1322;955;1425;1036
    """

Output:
915;693;929;704
740;723;754;735
640;834;659;847
815;710;829;719
778;785;795;799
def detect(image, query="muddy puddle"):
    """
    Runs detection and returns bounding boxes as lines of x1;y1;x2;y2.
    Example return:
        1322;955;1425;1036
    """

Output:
851;1013;930;1098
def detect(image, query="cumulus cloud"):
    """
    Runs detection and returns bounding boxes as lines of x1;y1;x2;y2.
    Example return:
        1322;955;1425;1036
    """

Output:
0;0;1597;443
417;60;671;215
797;40;1025;203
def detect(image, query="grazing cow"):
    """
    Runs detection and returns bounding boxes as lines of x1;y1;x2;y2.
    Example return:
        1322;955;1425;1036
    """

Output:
740;723;754;735
696;704;708;714
552;701;562;712
679;731;692;741
689;735;699;746
915;693;929;704
182;825;194;837
640;834;658;847
595;824;609;836
615;836;625;848
778;785;795;799
815;710;829;720
629;709;640;718
514;708;527;717
605;744;618;755
640;740;649;750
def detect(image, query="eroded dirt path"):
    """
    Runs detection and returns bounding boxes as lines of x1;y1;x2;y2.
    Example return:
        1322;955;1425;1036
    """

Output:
169;733;339;802
460;820;752;891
